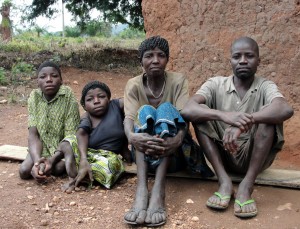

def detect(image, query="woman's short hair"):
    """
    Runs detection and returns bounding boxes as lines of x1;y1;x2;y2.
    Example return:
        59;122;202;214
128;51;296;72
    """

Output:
80;80;111;107
138;36;169;62
37;61;62;79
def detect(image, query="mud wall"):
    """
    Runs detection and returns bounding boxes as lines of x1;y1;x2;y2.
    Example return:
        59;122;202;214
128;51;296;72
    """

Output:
142;0;300;104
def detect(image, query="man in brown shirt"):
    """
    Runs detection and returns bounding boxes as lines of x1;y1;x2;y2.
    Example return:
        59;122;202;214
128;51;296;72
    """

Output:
182;37;294;218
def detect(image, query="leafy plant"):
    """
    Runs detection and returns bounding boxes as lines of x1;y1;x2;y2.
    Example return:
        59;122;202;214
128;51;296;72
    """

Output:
117;27;145;39
0;67;8;85
11;61;35;84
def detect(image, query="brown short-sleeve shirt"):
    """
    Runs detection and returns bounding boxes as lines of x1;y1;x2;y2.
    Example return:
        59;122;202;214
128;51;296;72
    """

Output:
124;71;189;120
195;75;284;141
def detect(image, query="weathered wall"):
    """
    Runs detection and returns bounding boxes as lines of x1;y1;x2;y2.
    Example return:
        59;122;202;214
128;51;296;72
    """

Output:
142;0;300;104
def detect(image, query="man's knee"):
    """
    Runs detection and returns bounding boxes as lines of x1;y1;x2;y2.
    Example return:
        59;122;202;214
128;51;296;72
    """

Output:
19;162;32;179
254;124;275;145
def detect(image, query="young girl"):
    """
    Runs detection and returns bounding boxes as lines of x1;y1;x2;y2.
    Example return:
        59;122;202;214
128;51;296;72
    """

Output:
39;80;131;191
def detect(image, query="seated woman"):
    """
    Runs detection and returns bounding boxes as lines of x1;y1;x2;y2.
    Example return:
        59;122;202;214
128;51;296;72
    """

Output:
38;80;131;191
123;36;213;226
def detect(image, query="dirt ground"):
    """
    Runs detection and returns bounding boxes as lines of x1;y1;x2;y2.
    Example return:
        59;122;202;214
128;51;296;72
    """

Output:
0;67;299;229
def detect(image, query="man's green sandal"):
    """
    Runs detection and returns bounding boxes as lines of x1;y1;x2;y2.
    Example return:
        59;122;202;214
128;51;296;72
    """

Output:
234;199;258;218
206;192;232;210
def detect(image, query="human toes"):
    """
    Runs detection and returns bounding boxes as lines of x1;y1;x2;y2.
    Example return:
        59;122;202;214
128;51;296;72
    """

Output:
124;210;137;223
135;209;147;224
145;208;166;225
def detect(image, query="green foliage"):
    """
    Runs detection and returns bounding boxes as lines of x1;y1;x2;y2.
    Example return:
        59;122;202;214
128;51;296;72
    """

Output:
11;61;35;83
0;30;143;54
0;39;39;53
27;0;143;30
65;26;81;38
7;91;17;104
0;67;8;85
1;0;12;8
117;27;145;39
85;20;112;37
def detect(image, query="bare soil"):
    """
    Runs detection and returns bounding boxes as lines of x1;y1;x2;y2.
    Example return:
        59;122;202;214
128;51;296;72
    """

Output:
0;67;299;229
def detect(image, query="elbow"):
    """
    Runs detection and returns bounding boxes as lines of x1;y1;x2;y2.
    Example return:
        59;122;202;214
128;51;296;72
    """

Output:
181;107;194;122
286;106;294;119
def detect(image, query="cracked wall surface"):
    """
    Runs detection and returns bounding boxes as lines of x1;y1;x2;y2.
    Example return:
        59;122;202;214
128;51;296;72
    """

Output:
142;0;300;104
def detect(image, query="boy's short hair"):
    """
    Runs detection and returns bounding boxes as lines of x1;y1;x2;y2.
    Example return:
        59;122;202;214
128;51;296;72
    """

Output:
37;61;62;79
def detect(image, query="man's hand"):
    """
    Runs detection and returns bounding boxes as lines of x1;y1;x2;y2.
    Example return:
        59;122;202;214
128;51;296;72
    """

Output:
35;157;53;176
221;112;254;132
31;162;48;183
222;126;243;154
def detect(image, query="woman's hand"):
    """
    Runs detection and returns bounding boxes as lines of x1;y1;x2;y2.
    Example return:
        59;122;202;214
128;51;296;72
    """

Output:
222;126;243;154
73;159;93;187
129;132;165;154
145;132;183;157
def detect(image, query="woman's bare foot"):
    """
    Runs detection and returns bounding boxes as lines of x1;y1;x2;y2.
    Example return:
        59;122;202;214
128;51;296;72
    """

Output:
124;186;148;225
145;187;166;226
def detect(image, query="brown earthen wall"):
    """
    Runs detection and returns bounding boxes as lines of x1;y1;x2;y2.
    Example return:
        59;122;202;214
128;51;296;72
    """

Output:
142;0;300;104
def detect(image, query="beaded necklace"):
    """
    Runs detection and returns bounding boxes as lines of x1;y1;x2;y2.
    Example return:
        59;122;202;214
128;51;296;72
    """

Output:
146;76;166;99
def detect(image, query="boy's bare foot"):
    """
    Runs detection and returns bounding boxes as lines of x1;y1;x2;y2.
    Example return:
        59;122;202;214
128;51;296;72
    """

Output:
61;178;76;194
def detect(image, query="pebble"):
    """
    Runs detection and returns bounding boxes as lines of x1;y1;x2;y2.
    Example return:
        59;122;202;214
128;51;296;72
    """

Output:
73;81;79;85
26;187;31;190
53;211;59;216
52;196;60;202
186;199;194;204
27;195;34;200
191;216;199;221
277;203;292;211
83;217;93;221
45;213;52;218
40;219;49;226
70;201;76;206
48;202;54;207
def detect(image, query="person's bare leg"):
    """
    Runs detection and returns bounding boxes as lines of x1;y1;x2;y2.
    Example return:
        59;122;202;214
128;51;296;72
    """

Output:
196;131;233;208
234;124;274;216
145;156;169;225
124;150;149;224
19;153;34;179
